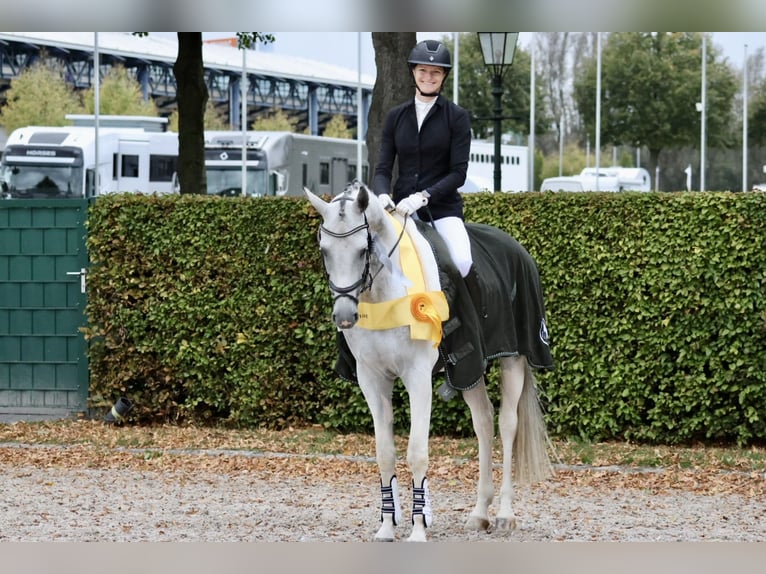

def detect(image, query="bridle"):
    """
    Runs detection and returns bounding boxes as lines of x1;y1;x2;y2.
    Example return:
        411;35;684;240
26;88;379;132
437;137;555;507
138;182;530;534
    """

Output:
318;194;408;306
318;214;373;305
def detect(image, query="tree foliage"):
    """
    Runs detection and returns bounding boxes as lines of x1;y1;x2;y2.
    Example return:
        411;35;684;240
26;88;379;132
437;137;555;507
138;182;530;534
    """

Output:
0;59;82;133
168;99;229;132
535;32;599;152
235;32;275;50
540;143;588;180
250;108;299;132
573;33;738;187
80;65;158;116
322;114;352;139
749;76;766;147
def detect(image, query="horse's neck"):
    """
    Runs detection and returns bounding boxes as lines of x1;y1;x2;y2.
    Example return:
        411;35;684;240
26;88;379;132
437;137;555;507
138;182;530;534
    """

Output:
365;215;441;302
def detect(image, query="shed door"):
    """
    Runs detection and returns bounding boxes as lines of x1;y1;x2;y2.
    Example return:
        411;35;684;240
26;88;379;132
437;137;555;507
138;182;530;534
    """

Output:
0;199;89;419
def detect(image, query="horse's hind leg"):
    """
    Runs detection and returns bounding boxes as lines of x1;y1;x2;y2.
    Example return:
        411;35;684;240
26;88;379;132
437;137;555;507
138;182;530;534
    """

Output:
461;378;495;532
495;355;526;531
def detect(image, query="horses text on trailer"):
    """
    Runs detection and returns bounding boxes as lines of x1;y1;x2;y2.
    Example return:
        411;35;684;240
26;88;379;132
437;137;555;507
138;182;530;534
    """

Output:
460;140;529;193
203;131;369;197
0;115;178;199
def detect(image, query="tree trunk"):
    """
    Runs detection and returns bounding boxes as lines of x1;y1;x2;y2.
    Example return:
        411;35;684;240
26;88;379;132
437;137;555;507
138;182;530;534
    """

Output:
366;33;416;189
174;33;207;195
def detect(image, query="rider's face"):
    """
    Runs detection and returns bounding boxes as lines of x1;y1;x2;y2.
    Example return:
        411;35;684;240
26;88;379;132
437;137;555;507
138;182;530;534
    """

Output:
413;64;445;95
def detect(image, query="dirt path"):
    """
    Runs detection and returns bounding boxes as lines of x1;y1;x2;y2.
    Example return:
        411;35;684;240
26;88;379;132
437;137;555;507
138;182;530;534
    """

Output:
1;442;763;542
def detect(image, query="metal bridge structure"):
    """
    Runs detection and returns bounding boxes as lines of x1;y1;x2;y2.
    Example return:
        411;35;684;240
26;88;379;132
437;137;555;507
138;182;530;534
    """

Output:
0;32;374;137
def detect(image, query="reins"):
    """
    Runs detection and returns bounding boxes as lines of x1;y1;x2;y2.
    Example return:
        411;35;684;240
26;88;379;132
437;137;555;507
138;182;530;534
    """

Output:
368;209;408;284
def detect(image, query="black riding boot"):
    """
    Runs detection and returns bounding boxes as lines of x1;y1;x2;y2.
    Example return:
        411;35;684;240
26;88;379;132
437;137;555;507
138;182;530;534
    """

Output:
463;264;487;319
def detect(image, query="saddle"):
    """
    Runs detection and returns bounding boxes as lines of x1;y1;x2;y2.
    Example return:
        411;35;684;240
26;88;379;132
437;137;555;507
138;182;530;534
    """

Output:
335;220;553;395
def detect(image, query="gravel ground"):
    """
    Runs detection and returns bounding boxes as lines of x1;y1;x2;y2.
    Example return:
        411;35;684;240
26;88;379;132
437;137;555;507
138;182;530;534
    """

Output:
1;444;764;542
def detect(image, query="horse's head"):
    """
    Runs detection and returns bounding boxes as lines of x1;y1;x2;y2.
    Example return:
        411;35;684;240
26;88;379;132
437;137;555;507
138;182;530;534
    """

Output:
305;181;390;329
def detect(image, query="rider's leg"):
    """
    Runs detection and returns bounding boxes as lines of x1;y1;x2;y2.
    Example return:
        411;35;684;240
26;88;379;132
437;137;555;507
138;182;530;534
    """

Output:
433;217;485;318
432;216;472;277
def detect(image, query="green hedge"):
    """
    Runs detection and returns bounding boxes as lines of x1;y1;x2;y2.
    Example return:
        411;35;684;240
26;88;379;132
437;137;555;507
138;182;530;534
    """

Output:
85;191;766;445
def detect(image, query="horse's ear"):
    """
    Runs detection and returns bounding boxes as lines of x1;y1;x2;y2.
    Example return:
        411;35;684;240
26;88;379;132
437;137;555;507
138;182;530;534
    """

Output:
356;183;369;212
304;187;328;217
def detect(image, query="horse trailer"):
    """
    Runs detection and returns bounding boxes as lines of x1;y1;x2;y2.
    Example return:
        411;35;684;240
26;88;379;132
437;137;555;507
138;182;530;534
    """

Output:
579;167;651;191
203;131;368;197
541;166;650;192
0;115;179;199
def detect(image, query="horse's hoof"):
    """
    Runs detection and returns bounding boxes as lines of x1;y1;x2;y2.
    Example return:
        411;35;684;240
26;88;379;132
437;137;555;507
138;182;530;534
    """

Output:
494;516;517;531
464;515;492;532
374;525;396;542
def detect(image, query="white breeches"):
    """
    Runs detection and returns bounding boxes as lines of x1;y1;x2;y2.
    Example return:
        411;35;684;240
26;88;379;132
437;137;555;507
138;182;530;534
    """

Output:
432;216;473;277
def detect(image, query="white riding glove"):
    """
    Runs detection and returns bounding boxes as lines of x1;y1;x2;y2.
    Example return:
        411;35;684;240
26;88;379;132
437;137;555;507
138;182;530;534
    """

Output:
377;193;395;211
395;191;428;216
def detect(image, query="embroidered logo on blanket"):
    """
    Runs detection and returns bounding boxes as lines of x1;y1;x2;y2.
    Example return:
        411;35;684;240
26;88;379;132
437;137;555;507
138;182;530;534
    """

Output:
539;318;550;346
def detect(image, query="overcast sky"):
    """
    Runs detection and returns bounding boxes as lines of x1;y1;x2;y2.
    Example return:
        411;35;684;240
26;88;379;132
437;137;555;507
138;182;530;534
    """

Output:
201;32;766;76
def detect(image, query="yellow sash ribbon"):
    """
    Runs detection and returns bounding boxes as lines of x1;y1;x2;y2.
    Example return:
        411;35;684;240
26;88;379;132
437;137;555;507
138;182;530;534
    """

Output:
356;214;449;346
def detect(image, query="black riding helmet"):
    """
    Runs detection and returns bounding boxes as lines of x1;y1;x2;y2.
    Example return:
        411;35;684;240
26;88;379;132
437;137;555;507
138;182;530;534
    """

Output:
407;39;452;70
408;40;451;97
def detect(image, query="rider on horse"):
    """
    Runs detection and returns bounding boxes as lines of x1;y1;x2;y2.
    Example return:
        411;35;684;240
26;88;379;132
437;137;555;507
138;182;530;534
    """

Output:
372;39;485;321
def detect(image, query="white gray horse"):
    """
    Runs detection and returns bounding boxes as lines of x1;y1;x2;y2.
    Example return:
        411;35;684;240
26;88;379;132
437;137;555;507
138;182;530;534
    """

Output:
305;181;552;542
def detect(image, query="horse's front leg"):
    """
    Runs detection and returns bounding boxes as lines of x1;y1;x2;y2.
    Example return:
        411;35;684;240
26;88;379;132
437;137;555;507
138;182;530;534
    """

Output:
461;378;496;532
402;367;433;542
356;369;400;541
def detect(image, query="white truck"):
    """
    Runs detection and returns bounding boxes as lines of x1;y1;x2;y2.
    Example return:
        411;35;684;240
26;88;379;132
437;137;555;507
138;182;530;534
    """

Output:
579;167;651;191
540;166;650;192
203;131;368;197
0;115;178;198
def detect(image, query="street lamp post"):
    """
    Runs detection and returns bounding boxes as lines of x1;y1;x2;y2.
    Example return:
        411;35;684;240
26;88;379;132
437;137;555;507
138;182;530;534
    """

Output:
478;32;518;192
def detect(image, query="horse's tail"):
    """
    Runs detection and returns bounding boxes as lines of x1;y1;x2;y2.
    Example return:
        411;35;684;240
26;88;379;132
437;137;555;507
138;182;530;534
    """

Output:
513;363;554;485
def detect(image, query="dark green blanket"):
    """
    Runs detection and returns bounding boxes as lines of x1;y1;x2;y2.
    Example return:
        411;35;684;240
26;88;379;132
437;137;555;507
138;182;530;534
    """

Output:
467;223;553;369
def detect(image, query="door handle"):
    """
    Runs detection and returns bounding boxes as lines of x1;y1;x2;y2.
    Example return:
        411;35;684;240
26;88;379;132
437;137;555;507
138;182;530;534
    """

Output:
66;268;87;294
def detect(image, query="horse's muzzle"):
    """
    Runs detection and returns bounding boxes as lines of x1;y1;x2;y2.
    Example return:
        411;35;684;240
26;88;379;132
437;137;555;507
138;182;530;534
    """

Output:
332;298;359;329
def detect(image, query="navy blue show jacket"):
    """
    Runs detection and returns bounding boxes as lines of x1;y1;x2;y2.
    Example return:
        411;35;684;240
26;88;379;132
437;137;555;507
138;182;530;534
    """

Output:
373;95;471;221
